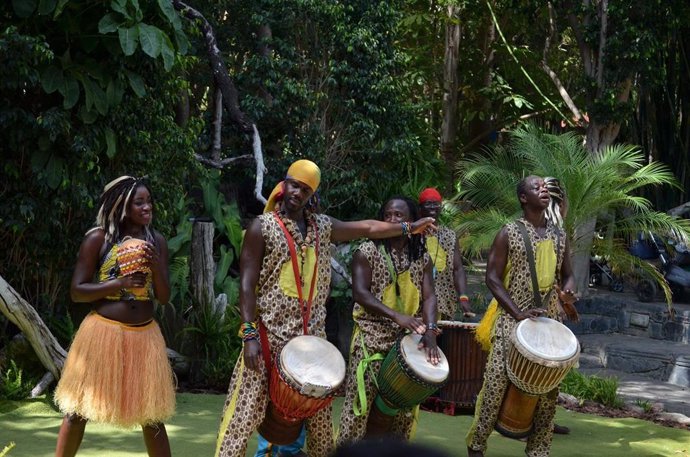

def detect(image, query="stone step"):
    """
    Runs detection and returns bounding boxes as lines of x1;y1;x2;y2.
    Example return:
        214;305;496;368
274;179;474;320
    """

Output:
575;292;690;342
577;333;690;388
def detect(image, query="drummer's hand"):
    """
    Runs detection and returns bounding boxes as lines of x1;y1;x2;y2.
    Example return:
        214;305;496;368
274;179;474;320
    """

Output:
410;217;437;236
419;331;441;365
394;314;426;334
118;272;147;289
243;339;262;371
555;285;579;322
516;308;545;321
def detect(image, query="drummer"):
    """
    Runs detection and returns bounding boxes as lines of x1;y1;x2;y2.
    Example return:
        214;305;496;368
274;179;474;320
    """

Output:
214;161;436;457
466;175;577;457
337;196;439;445
418;188;474;320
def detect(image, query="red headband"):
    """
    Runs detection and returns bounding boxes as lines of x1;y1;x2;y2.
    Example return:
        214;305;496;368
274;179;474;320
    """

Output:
419;188;442;203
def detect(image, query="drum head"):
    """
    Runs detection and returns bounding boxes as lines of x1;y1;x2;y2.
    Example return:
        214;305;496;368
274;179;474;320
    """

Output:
515;317;578;361
437;320;477;330
399;334;449;383
280;335;346;391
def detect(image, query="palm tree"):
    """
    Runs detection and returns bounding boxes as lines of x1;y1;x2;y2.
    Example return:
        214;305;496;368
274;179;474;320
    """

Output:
453;124;690;307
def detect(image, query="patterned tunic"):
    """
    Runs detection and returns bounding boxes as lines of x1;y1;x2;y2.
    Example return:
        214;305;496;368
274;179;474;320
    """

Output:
337;241;429;444
467;219;565;457
426;226;457;319
216;212;334;457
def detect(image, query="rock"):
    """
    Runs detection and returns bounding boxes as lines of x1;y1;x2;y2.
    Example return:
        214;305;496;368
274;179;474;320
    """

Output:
558;392;579;408
657;412;690;426
167;348;190;376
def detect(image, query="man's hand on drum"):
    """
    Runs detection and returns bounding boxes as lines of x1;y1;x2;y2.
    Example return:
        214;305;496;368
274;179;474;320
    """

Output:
243;339;262;371
394;314;426;334
418;331;441;365
555;285;579;322
516;308;546;321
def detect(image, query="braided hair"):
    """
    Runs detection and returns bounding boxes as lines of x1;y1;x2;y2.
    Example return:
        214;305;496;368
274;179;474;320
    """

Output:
375;196;426;262
93;176;153;243
544;176;565;228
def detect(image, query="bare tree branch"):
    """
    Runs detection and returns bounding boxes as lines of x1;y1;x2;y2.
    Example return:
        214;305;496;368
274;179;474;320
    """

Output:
194;153;252;169
565;1;593;77
173;0;252;132
543;2;584;123
251;124;268;205
0;275;66;379
596;0;608;96
211;87;223;162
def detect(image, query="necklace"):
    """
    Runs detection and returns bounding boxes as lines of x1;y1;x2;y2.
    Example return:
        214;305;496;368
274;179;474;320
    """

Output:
276;209;316;284
273;209;320;334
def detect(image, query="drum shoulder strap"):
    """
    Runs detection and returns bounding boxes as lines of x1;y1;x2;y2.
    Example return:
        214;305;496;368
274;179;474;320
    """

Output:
515;221;542;309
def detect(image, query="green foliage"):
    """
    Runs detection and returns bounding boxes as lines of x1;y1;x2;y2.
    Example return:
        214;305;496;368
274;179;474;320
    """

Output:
182;304;241;390
634;398;654;413
46;313;75;347
0;2;201;316
193;0;441;219
0;360;36;401
561;369;624;409
0;442;15;457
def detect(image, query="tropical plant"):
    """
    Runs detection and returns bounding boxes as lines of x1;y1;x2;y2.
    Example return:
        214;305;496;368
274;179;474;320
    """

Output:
454;124;690;305
0;442;15;457
0;360;36;401
561;369;623;408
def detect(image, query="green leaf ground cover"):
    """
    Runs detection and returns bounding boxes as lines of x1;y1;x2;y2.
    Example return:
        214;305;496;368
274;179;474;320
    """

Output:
0;394;688;456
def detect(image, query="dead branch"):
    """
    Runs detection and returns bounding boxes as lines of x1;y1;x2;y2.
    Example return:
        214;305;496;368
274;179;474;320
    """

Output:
172;0;252;133
0;275;66;379
543;2;584;123
193;153;252;169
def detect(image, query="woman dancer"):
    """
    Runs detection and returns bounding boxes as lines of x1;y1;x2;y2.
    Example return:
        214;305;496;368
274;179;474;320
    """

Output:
54;176;175;457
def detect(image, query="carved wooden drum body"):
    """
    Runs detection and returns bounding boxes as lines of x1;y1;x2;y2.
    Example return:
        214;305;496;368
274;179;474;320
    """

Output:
366;333;449;437
496;317;580;438
437;321;488;410
259;335;346;445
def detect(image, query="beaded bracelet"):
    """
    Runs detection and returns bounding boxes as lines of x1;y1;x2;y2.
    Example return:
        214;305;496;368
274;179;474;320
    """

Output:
401;221;411;237
238;321;259;342
426;322;442;336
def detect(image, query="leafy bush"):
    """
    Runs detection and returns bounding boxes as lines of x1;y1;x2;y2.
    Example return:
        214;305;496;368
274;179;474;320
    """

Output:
561;369;623;408
182;304;241;390
0;360;36;401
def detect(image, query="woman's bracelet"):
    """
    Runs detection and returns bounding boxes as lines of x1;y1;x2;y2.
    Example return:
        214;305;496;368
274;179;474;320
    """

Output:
400;221;411;237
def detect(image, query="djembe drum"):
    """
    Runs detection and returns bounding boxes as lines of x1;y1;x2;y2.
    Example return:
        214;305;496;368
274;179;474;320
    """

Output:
496;317;580;438
437;321;488;410
259;335;346;445
117;238;150;294
366;333;449;437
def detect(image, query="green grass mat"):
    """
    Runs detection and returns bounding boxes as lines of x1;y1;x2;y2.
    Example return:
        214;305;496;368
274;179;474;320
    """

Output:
1;394;688;456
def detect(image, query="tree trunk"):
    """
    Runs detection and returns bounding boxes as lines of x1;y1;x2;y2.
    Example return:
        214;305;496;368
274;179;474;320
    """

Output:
440;5;461;191
571;217;597;298
0;275;66;379
190;220;215;308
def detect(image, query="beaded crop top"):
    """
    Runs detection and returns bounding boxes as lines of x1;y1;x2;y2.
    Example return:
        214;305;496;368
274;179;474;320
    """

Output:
98;236;155;301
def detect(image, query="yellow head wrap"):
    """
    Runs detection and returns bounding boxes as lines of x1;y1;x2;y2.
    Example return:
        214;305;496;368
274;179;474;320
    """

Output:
263;159;321;213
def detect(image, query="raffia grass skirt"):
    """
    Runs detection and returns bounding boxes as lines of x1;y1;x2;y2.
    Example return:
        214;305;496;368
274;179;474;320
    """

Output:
54;312;176;428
